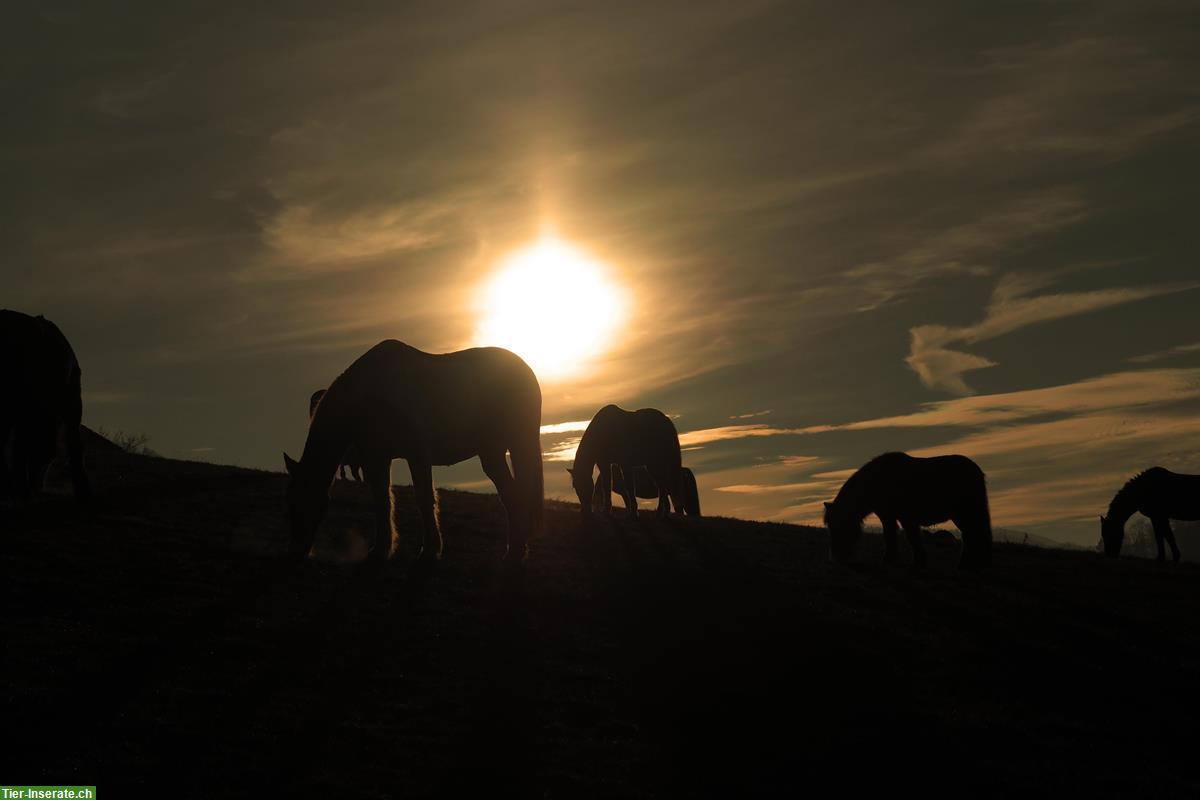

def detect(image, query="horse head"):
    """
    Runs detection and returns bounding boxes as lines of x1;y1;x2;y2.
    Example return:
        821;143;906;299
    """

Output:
1099;514;1124;558
284;452;329;561
567;466;594;518
824;500;862;563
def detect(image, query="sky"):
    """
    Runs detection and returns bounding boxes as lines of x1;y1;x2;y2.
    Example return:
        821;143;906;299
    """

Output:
5;1;1199;546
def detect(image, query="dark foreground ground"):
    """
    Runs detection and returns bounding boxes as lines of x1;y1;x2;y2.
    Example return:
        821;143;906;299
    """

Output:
5;447;1200;798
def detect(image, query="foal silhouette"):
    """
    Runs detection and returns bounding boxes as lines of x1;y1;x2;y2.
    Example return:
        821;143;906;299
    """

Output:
824;452;992;569
568;405;684;520
0;310;90;503
308;389;364;481
592;465;701;516
285;341;543;564
1100;468;1200;562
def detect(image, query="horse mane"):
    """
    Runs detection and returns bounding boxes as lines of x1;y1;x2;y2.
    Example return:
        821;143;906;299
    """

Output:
834;452;902;504
1108;468;1166;516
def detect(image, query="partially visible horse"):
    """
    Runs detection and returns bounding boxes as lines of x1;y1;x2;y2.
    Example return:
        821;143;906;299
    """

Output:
0;310;90;503
568;405;683;520
1100;468;1200;562
592;464;701;516
308;389;364;482
285;341;543;564
824;452;991;569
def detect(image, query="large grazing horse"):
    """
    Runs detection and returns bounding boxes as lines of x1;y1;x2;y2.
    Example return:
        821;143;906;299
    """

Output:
824;452;992;569
568;405;683;520
308;389;364;481
284;341;543;564
1100;468;1200;562
0;310;90;503
592;464;701;516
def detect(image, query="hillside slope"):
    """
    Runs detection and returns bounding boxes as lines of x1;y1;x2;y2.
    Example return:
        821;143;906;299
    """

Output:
5;448;1200;797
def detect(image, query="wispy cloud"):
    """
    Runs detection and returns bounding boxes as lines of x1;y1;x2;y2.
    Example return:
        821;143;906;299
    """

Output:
908;274;1199;394
678;424;806;448
799;368;1200;433
1128;342;1200;364
539;420;590;435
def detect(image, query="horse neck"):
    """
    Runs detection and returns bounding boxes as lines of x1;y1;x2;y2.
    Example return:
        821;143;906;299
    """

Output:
574;434;598;475
1107;482;1141;527
834;472;873;521
301;403;349;488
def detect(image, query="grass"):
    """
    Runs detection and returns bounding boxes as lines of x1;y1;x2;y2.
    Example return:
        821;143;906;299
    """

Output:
4;446;1200;797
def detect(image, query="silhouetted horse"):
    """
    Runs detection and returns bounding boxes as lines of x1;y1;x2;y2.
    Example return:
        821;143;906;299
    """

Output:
1100;468;1200;562
824;452;991;569
0;310;90;503
592;464;701;516
285;341;543;563
308;389;364;482
569;405;683;520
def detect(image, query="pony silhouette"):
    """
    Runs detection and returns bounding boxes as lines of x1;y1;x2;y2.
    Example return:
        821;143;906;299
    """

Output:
824;452;991;569
0;310;90;503
1100;467;1200;562
284;341;543;564
592;464;701;516
308;389;364;481
568;405;683;520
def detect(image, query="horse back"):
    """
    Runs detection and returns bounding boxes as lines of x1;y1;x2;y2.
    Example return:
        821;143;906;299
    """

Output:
859;452;987;525
585;405;681;469
322;341;542;463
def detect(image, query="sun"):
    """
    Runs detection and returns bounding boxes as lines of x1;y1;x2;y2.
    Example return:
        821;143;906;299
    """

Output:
474;237;625;379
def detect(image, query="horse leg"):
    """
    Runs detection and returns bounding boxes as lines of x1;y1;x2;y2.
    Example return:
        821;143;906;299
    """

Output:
600;463;613;517
408;457;442;561
881;517;899;563
508;433;543;561
902;521;927;569
481;449;522;560
63;411;90;503
364;459;394;563
647;465;674;518
1154;517;1181;564
619;463;639;520
1151;517;1167;562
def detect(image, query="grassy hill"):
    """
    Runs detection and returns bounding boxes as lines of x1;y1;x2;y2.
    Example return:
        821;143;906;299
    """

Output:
5;446;1200;797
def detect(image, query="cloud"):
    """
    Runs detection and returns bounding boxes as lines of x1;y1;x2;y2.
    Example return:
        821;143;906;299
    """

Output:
263;202;453;269
907;275;1199;394
539;420;590;435
678;424;806;448
1128;342;1200;364
715;481;828;495
799;368;1200;433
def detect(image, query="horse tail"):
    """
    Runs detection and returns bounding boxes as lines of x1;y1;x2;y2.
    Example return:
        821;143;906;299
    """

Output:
681;467;701;516
961;465;992;569
64;352;90;503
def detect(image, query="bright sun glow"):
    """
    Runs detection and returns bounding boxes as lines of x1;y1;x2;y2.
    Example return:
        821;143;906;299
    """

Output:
475;237;625;380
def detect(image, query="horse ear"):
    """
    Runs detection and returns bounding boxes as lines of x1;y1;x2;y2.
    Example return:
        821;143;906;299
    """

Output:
824;501;834;510
1099;515;1106;523
284;452;299;474
566;467;574;477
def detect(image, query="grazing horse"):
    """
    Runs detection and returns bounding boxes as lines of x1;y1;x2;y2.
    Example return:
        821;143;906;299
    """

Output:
592;465;701;516
824;452;992;569
1100;468;1200;562
0;310;90;503
568;405;683;520
308;389;364;481
284;341;543;564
